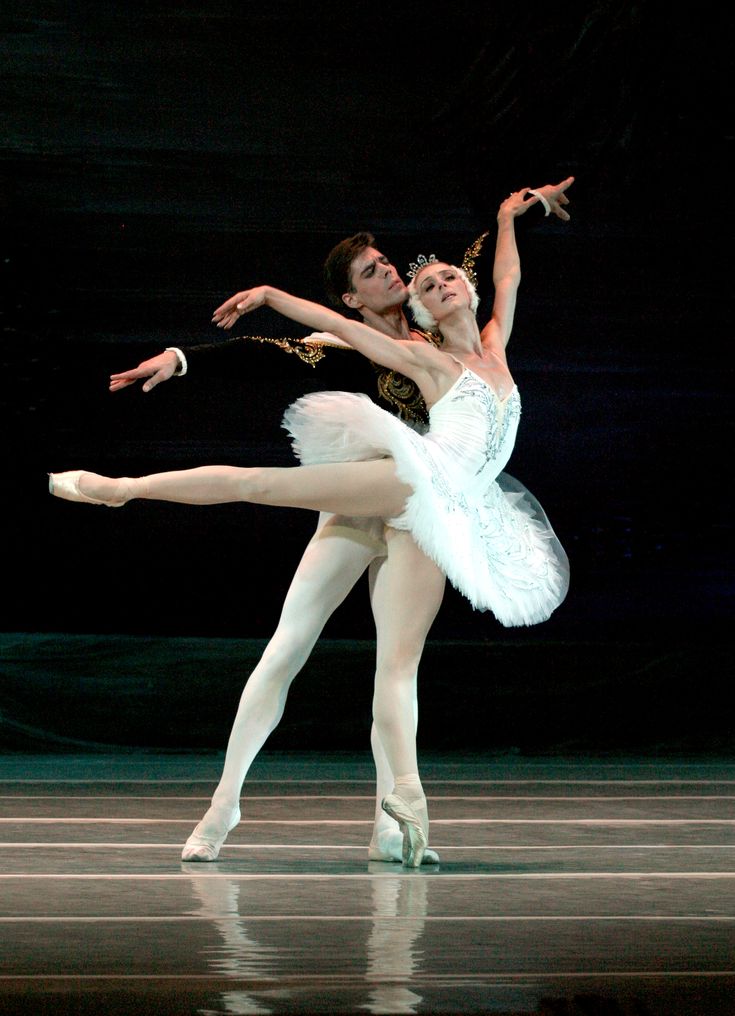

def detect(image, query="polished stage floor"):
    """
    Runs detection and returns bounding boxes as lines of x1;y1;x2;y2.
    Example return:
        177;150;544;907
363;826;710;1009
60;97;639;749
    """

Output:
1;752;734;1015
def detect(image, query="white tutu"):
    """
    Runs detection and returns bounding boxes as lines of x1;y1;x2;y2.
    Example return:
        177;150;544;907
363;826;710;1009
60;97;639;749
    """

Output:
282;370;569;626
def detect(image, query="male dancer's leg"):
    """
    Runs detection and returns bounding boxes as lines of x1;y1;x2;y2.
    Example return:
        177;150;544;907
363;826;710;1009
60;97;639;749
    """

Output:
182;513;384;860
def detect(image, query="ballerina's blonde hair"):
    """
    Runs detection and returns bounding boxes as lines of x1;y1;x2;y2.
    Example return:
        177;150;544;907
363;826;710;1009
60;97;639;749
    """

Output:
407;258;479;330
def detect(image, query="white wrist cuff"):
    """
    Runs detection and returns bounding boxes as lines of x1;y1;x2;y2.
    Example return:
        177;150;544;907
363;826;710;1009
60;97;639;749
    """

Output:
528;189;551;217
165;347;188;377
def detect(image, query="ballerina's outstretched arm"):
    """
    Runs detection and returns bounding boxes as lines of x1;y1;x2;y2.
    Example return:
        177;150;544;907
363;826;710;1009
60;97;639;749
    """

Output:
53;285;445;516
213;286;451;407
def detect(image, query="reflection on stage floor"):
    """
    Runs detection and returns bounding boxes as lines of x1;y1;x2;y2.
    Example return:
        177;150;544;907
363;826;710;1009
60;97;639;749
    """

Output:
1;752;734;1015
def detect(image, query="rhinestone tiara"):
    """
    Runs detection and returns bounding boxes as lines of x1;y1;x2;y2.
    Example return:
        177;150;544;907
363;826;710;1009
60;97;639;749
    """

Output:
406;253;437;280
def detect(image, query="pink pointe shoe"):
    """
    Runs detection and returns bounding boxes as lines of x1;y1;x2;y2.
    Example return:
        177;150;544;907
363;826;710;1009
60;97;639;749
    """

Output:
181;806;241;862
48;470;127;507
368;827;439;865
381;794;428;868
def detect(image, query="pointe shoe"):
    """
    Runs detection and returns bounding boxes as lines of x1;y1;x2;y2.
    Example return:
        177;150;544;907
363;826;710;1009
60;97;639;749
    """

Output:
181;806;241;862
48;470;126;507
381;794;428;868
368;829;439;865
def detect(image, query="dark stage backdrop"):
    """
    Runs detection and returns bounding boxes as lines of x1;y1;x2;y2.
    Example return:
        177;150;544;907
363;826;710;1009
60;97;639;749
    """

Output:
1;4;732;751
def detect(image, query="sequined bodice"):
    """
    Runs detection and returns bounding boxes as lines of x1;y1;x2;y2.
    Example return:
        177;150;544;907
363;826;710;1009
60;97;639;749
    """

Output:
426;368;521;494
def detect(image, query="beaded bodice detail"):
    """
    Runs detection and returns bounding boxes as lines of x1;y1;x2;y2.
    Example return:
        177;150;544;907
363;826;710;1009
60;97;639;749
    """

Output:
426;369;521;497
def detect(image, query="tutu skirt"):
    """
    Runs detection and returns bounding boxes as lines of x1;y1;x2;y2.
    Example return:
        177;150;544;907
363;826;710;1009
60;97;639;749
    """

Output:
283;389;569;626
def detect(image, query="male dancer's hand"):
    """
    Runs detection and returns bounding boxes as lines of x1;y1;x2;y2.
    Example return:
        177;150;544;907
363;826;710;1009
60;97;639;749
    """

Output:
109;350;180;393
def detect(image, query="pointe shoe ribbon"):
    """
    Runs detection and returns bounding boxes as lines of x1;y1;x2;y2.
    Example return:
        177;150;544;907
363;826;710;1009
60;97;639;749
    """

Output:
181;807;241;862
48;470;126;507
381;793;428;868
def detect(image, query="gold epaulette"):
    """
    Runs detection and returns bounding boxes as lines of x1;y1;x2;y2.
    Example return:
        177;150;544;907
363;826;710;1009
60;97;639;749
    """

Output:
243;334;350;367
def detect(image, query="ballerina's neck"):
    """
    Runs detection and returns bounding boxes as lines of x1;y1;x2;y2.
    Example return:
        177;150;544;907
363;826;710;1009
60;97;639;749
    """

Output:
450;347;515;402
437;314;482;352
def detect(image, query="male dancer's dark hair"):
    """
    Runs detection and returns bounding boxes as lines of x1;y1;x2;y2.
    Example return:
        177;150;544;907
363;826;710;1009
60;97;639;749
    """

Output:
323;231;376;308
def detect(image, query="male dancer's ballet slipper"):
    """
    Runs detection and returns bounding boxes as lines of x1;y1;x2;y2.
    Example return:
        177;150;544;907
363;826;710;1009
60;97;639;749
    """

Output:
368;836;440;865
48;470;127;507
381;793;428;868
181;806;241;862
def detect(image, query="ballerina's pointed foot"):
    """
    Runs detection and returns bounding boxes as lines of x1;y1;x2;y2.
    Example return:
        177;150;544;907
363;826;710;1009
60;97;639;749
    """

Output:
368;828;439;865
381;794;429;868
48;470;129;507
181;806;241;862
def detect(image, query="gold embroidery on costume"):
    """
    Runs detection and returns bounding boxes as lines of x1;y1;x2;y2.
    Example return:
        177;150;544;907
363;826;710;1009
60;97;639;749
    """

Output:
243;335;342;366
373;368;429;424
371;331;441;425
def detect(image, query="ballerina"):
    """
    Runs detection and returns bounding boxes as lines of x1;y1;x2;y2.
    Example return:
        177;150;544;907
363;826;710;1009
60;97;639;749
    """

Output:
49;186;570;865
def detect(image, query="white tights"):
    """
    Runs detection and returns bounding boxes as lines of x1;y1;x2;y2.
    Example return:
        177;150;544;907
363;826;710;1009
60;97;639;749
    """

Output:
200;515;444;853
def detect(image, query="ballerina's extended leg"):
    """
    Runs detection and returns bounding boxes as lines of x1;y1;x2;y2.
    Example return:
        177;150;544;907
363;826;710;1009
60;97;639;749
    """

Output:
49;461;412;519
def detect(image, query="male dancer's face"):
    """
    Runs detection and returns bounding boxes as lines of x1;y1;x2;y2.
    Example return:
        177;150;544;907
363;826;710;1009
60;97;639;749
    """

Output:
343;246;408;316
